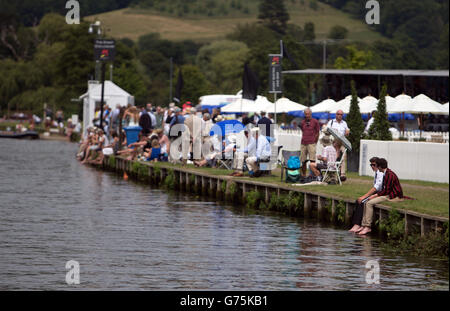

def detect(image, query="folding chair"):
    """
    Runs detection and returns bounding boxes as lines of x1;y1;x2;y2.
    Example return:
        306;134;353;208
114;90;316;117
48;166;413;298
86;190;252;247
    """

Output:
280;150;301;181
217;155;233;170
320;149;347;185
217;144;235;170
259;145;283;176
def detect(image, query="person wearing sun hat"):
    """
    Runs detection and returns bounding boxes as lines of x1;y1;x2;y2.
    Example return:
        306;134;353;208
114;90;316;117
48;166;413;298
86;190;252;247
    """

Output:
309;135;336;182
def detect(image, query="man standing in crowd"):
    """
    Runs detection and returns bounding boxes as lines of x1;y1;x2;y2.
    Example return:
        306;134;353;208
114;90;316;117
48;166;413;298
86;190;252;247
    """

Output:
327;109;350;180
358;158;403;235
349;157;384;233
184;107;202;160
257;111;273;140
299;108;320;178
146;103;156;129
155;106;164;129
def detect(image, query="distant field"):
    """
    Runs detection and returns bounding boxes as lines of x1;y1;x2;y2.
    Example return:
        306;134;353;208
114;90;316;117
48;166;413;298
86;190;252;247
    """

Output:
84;1;386;42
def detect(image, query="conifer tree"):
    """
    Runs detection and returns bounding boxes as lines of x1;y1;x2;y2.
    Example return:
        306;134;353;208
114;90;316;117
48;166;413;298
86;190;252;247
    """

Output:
346;80;365;152
369;83;392;141
257;0;290;34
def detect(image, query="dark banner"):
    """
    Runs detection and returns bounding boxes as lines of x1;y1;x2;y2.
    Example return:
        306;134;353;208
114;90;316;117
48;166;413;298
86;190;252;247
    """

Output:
268;55;282;94
94;39;116;62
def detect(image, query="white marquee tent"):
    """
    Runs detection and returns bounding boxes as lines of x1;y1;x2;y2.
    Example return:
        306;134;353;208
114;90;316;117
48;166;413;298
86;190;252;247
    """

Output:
389;94;447;115
266;97;307;113
221;95;274;113
328;95;361;114
310;98;337;113
79;80;134;137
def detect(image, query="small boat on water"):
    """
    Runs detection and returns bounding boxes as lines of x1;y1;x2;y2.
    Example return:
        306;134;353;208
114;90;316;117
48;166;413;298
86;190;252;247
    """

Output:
0;130;40;140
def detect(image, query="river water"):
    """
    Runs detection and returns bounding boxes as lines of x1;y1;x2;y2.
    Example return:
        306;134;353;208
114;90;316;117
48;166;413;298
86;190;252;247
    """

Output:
0;139;448;290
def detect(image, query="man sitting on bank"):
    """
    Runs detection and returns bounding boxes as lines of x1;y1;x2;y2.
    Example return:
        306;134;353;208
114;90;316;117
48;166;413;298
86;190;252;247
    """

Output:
358;158;403;235
245;127;271;178
349;157;384;233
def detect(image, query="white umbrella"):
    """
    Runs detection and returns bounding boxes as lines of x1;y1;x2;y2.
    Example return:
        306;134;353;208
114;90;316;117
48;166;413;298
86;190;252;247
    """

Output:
311;98;336;112
266;97;307;113
221;95;274;113
328;95;361;114
385;95;396;113
310;98;336;113
389;94;447;115
358;95;379;114
443;102;449;115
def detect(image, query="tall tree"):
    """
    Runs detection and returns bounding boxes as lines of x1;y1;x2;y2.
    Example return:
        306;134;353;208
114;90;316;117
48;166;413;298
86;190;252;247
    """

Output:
346;80;365;152
257;0;290;34
368;84;392;141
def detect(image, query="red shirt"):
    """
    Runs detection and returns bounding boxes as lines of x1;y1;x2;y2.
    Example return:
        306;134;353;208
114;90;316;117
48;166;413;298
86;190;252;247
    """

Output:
377;168;403;199
300;118;320;145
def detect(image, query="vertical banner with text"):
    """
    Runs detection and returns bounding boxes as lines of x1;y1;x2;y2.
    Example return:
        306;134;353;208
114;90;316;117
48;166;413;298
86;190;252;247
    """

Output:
268;54;282;94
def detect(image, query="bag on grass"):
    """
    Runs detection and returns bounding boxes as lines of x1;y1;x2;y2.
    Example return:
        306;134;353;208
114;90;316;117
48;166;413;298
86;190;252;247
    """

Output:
286;169;300;183
287;156;301;170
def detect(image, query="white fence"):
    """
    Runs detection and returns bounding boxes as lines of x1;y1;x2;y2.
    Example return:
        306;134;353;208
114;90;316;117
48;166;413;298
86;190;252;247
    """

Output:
359;139;449;183
393;130;449;143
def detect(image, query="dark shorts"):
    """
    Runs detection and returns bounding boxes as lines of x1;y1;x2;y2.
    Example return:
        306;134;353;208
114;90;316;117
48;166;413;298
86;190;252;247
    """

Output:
316;163;328;170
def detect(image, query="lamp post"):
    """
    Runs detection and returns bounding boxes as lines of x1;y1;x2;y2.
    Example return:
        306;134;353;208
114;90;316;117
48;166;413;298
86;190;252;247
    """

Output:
89;21;102;81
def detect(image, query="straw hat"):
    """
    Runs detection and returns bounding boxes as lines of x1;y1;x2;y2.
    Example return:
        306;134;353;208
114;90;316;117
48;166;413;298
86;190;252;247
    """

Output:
216;115;224;122
320;135;332;146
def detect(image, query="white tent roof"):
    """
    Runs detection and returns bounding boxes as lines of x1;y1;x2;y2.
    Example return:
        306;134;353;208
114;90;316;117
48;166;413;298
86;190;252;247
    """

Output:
358;95;379;114
443;102;449;114
389;94;447;115
221;95;274;113
266;97;307;113
310;98;336;113
79;80;133;105
328;95;361;114
199;94;240;106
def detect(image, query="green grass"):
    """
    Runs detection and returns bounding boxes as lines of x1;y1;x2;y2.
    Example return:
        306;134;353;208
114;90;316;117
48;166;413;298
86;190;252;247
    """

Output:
85;0;386;42
131;159;449;218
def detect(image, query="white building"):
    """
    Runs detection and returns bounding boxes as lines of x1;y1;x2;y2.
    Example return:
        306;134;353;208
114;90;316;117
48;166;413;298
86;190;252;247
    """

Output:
79;80;134;137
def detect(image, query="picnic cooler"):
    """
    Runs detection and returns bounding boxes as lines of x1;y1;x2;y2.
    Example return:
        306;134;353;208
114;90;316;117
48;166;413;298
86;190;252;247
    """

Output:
124;126;142;145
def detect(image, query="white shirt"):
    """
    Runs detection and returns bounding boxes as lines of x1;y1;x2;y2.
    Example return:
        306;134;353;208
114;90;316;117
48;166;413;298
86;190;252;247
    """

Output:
365;117;375;133
327;119;349;136
247;135;271;159
373;170;384;192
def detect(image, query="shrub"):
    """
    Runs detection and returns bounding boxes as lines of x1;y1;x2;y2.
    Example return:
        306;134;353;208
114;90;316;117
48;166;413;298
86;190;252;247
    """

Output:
335;200;346;224
108;155;116;168
377;209;405;240
246;190;261;209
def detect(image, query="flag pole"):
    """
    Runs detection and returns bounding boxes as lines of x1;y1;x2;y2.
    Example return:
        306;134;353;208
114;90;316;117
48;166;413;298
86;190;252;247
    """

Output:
274;93;277;125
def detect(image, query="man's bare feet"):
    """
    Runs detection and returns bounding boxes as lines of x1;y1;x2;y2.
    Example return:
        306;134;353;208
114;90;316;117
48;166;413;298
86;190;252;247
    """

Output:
349;225;361;232
357;227;371;235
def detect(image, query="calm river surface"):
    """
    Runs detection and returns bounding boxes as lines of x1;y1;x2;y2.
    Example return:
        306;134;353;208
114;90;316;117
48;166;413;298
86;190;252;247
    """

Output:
0;139;448;290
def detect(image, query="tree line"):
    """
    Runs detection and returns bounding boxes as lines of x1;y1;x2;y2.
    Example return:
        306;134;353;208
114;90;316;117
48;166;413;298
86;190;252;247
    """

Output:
0;0;448;118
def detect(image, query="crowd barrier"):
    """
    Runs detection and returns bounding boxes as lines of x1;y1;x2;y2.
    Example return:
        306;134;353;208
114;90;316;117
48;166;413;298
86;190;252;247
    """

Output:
359;139;449;183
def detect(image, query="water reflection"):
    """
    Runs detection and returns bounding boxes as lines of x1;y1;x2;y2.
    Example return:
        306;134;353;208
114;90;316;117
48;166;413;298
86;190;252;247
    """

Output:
0;140;448;290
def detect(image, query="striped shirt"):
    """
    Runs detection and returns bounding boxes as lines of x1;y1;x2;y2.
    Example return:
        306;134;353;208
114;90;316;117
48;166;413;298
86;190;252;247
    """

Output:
377;168;403;199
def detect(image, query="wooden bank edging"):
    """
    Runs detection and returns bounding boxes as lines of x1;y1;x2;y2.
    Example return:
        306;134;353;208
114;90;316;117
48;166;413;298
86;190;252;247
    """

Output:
103;155;448;236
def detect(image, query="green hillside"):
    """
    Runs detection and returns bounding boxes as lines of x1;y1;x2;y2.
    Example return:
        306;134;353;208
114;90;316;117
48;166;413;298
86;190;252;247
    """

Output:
85;0;386;42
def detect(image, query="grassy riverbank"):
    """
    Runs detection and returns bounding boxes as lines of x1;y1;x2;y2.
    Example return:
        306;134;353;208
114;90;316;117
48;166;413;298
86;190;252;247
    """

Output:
134;160;449;219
